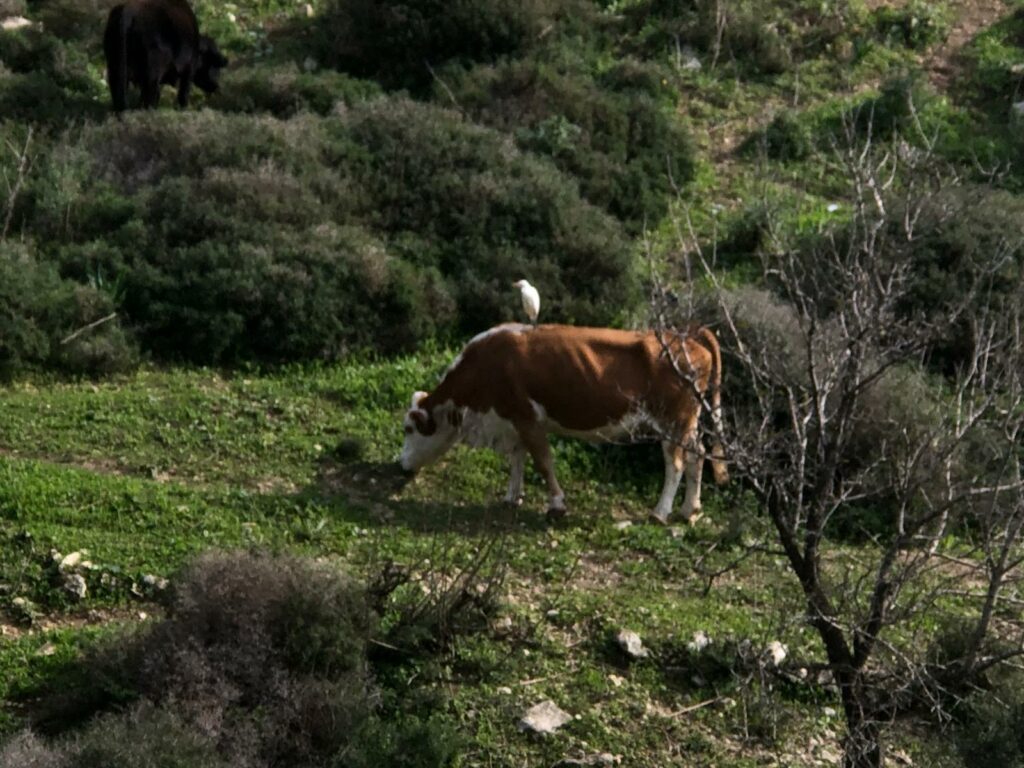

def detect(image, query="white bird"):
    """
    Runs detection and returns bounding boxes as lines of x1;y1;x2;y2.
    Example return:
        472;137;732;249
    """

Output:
513;279;540;324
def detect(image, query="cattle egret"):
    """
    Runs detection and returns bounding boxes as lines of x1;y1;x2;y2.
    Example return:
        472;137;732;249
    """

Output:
513;279;540;324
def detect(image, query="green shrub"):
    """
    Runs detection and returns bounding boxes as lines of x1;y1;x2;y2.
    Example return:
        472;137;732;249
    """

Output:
214;64;382;117
754;111;815;161
341;98;637;329
317;0;562;89
447;57;694;226
621;0;859;77
956;671;1024;768
891;185;1024;372
0;243;134;376
872;1;950;51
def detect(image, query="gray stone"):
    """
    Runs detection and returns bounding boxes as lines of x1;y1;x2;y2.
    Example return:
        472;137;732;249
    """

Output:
63;573;87;600
616;629;649;659
519;700;572;734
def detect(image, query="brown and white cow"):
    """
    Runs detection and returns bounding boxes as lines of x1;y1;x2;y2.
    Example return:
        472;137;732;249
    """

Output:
399;323;728;524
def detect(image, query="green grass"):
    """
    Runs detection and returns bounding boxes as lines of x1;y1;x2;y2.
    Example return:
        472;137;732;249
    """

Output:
0;357;970;766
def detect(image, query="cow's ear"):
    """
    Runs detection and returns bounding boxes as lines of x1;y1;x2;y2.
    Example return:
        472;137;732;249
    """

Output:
411;391;428;409
410;408;436;436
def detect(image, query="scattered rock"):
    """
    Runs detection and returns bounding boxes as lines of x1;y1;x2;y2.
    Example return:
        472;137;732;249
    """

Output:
611;520;632;531
492;616;513;634
608;673;625;688
63;573;88;600
765;640;787;666
142;573;169;590
0;15;31;31
497;686;512;695
519;700;572;734
687;630;711;652
1012;101;1024;122
823;706;837;718
36;642;57;657
303;56;318;72
553;754;621;767
678;45;701;71
304;2;314;17
59;551;83;571
545;608;560;620
615;629;649;659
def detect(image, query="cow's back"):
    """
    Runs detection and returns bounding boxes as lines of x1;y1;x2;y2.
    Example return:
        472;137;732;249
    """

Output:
452;325;706;432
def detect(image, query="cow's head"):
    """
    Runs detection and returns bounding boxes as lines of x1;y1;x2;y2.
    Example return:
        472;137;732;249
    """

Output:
195;36;229;94
399;391;461;473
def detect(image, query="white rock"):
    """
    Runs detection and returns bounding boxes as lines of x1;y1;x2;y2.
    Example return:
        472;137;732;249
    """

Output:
497;686;512;695
823;706;837;718
519;700;572;734
615;629;649;659
63;573;87;600
686;630;711;652
679;45;701;71
608;674;625;688
36;642;57;657
304;3;314;18
303;56;318;72
611;520;632;531
141;573;169;590
765;640;788;666
59;551;82;571
1;16;32;31
1012;101;1024;121
826;203;840;213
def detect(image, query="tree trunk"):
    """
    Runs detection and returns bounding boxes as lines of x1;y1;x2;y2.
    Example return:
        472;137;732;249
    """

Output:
839;671;883;768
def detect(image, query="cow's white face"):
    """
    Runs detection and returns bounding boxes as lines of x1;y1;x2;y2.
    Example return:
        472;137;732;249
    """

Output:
399;392;461;473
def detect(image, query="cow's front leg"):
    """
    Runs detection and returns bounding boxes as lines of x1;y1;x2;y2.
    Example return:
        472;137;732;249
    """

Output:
518;424;565;519
176;70;193;108
503;445;526;506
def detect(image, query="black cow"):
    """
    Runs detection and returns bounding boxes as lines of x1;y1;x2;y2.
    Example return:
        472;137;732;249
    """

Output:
103;0;228;111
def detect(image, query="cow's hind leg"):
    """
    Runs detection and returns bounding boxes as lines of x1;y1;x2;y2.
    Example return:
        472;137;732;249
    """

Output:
650;440;685;525
679;429;705;525
518;424;565;519
503;444;526;506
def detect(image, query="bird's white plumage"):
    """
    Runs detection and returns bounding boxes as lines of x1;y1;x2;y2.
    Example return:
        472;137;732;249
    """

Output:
513;279;540;323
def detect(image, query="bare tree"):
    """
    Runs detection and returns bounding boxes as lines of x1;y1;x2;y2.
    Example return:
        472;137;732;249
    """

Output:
659;120;1024;766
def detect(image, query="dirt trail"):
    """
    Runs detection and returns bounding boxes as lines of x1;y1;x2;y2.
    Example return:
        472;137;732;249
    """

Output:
923;0;1013;89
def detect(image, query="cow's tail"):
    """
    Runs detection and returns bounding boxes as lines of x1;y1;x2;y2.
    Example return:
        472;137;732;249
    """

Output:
698;326;729;485
105;4;129;112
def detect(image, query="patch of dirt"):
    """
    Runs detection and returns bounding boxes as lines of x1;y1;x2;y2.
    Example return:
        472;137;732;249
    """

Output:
924;0;1013;90
315;458;412;501
1;606;156;640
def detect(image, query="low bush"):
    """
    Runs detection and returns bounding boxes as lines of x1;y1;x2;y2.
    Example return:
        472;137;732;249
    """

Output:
316;0;563;90
445;57;693;227
0;243;135;377
16;550;463;768
7;103;633;368
620;0;860;77
214;64;382;117
872;0;950;51
955;671;1024;768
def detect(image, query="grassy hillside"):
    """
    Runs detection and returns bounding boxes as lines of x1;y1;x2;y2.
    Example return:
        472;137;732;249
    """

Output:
3;0;1024;766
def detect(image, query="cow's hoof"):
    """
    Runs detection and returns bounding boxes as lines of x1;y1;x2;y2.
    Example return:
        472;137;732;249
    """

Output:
502;494;525;507
546;506;567;522
682;510;704;526
647;511;670;526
